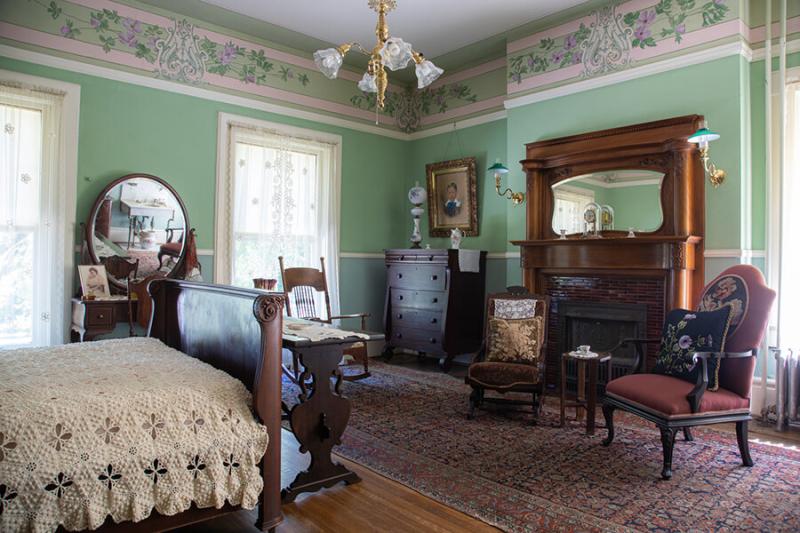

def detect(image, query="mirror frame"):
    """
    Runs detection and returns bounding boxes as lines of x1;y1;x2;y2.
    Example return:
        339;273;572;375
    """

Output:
549;167;668;237
84;173;189;290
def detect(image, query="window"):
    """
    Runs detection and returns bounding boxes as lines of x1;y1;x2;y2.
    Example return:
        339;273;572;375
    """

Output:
552;186;595;235
215;115;341;315
0;76;78;349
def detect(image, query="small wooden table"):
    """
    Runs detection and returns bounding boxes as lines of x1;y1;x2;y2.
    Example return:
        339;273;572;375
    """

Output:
280;329;384;504
70;297;137;341
560;351;612;435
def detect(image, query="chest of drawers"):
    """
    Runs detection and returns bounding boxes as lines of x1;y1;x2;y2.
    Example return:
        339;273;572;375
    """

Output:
383;249;486;370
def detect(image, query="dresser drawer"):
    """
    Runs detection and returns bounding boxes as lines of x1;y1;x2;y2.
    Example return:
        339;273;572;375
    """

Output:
387;264;446;291
390;308;443;331
389;326;443;351
86;305;114;327
390;289;445;311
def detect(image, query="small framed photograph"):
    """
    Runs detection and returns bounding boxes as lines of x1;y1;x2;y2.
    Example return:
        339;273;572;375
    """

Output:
78;265;111;299
426;157;479;237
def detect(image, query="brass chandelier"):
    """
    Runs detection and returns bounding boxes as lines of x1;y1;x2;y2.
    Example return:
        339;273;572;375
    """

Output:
313;0;443;111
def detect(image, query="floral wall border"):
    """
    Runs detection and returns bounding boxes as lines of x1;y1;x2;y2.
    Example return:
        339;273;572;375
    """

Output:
507;0;739;96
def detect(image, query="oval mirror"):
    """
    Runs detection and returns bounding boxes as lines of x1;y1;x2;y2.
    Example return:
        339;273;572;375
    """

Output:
551;169;665;235
87;174;188;289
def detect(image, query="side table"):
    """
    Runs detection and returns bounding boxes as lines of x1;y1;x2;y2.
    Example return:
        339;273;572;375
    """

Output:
560;352;612;435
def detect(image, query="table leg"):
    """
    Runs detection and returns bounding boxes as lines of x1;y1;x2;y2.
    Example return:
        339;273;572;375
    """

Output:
560;356;566;427
587;360;598;435
282;344;360;503
576;360;585;422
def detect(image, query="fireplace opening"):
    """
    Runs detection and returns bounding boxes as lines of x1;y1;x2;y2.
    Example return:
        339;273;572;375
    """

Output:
558;300;648;392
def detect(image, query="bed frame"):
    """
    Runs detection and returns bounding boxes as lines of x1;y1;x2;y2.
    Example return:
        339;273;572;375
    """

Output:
75;279;285;532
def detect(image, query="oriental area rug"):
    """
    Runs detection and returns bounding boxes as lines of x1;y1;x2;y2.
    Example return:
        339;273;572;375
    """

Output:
282;362;800;532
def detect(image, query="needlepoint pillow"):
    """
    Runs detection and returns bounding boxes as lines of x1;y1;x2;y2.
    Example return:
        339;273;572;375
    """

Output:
698;274;749;335
486;316;544;364
653;306;734;391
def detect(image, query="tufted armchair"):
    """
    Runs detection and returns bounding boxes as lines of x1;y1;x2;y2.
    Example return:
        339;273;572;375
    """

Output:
602;265;776;479
466;287;549;424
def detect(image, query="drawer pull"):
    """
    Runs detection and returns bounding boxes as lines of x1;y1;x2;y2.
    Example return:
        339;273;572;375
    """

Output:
396;313;403;319
397;273;403;279
398;295;404;301
428;256;434;261
431;275;438;281
429;338;436;343
432;297;438;303
396;333;403;339
430;318;438;324
97;314;104;319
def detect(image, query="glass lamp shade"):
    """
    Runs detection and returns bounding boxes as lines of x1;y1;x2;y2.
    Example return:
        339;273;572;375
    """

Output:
313;48;344;79
415;59;444;88
488;161;509;175
357;72;377;93
687;127;720;145
380;38;413;71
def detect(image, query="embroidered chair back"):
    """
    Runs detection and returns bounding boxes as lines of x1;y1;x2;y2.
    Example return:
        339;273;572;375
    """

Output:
484;290;550;361
278;256;332;322
695;264;776;397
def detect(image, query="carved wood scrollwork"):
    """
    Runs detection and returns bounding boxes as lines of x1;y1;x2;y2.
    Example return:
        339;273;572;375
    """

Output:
548;167;573;180
671;244;686;269
254;294;285;323
639;155;671;168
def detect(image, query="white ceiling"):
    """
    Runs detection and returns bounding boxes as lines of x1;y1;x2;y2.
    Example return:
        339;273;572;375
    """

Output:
199;0;589;58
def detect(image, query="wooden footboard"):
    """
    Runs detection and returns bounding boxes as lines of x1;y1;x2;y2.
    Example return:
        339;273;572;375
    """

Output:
138;279;284;532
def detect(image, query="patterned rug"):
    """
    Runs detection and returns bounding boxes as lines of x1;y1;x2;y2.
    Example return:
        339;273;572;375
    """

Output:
282;362;800;532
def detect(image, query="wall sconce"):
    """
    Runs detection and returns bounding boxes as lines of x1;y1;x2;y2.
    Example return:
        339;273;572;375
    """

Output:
489;160;525;205
688;124;726;188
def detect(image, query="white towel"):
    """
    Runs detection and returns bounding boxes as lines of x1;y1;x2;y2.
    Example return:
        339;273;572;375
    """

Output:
458;249;481;273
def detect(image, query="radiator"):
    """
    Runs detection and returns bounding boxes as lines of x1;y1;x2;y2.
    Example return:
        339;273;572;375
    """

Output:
773;349;800;430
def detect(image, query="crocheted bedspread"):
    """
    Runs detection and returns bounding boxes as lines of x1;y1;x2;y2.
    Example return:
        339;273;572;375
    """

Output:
0;337;268;532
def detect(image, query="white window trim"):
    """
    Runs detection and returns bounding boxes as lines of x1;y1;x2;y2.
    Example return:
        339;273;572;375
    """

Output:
214;111;342;291
0;69;79;345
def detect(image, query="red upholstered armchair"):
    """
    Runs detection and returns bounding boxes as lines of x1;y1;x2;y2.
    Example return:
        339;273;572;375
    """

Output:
602;265;776;479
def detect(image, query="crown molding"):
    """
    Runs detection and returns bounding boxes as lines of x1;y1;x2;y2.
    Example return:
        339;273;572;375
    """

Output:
0;44;410;141
408;110;507;140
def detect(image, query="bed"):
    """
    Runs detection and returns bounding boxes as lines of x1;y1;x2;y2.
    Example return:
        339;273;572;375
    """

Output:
0;280;284;533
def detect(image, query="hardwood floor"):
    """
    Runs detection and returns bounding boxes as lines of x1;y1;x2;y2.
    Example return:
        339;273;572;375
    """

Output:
179;355;799;533
177;428;499;533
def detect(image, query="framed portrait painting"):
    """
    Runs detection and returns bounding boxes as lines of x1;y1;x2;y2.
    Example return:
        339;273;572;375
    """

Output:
426;157;478;237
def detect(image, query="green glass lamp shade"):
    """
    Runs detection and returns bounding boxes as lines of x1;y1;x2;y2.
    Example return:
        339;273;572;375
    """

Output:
488;161;509;174
688;127;720;144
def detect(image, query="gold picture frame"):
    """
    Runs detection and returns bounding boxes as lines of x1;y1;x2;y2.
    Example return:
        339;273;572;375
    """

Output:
426;157;479;237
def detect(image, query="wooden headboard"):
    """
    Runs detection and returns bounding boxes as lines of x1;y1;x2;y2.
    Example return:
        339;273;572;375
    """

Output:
147;279;284;531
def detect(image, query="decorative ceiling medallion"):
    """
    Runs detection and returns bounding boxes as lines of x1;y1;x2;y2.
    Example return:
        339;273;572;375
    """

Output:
581;4;632;78
155;19;207;84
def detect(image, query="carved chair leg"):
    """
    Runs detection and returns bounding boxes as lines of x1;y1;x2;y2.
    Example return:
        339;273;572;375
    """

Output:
601;404;615;446
659;426;678;480
683;427;694;442
736;420;754;467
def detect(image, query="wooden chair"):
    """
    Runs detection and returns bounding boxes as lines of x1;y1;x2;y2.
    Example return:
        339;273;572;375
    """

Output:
157;220;184;269
602;265;776;479
279;256;371;381
465;287;550;424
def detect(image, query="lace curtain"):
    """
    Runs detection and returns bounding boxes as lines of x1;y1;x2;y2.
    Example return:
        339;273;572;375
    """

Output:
0;84;66;348
552;187;594;235
778;82;800;350
227;124;340;316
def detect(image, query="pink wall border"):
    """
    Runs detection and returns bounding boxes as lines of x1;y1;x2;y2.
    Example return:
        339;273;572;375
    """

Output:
419;95;505;126
430;57;506;89
0;21;395;125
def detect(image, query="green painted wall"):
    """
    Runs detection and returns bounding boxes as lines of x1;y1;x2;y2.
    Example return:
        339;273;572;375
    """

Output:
506;55;748;253
406;119;509;252
0;55;411;330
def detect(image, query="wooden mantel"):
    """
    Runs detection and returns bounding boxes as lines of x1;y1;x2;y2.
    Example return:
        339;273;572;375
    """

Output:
514;115;706;312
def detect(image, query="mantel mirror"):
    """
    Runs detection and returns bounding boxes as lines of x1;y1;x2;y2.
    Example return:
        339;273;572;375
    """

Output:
85;173;188;289
551;169;664;236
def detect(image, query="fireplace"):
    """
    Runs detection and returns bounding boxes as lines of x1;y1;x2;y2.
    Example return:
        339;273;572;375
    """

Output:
558;300;647;391
512;116;706;391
